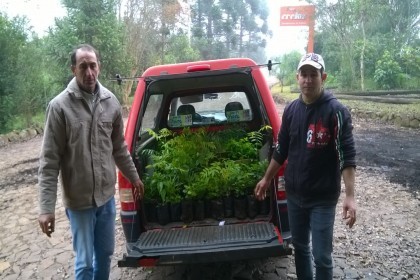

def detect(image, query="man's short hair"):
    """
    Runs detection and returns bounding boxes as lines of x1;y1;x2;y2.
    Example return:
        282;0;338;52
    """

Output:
70;44;100;66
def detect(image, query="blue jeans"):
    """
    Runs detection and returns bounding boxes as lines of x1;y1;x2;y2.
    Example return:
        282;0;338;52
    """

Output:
66;197;116;280
287;196;336;280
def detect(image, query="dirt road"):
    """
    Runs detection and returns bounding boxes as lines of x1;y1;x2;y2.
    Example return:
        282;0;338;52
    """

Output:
0;112;419;279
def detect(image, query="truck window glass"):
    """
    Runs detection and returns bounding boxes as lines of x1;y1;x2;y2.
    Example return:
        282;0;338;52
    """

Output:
140;94;163;133
168;91;252;128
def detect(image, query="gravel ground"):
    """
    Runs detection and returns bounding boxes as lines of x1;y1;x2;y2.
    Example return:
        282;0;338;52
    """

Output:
0;112;419;279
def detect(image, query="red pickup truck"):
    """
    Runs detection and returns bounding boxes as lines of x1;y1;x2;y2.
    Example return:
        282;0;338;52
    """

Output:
117;58;291;267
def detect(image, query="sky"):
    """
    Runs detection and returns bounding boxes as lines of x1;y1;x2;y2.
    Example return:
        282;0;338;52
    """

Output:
1;0;66;35
1;0;311;58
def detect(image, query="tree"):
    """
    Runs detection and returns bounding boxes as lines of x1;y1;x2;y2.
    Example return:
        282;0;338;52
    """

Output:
312;0;359;89
191;0;270;62
0;14;29;132
118;0;160;108
374;50;403;90
13;39;47;127
164;34;200;63
118;0;185;108
310;0;420;91
46;0;128;100
399;46;420;88
273;51;301;90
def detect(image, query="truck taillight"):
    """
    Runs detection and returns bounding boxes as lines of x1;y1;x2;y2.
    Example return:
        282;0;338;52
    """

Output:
118;173;137;211
139;258;158;267
276;176;287;201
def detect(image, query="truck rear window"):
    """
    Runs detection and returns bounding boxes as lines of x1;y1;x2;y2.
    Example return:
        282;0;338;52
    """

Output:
168;91;253;128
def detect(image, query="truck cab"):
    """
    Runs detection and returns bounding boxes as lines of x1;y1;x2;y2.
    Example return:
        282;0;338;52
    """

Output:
118;58;291;267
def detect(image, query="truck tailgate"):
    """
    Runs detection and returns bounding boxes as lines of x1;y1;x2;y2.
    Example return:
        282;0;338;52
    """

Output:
119;222;291;267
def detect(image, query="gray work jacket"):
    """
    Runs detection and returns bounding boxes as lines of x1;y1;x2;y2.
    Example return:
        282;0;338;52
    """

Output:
38;78;139;214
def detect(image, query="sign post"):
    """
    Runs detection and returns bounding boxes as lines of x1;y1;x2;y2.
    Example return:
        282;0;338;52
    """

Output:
280;5;316;53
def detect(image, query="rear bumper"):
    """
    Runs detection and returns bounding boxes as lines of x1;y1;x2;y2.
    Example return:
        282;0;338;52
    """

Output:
118;222;292;267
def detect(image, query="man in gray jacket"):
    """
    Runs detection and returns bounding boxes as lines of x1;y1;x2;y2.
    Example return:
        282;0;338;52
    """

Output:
38;44;144;280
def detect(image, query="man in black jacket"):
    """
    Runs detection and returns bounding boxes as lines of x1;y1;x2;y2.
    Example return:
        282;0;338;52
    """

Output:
254;53;356;280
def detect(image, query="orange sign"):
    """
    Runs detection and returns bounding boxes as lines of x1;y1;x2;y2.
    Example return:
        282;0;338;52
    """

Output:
280;5;316;52
280;5;315;26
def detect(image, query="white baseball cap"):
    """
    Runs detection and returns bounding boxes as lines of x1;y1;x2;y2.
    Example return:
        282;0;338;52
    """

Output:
297;53;325;71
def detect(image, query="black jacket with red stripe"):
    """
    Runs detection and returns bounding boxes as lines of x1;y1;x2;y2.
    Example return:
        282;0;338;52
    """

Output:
273;91;356;203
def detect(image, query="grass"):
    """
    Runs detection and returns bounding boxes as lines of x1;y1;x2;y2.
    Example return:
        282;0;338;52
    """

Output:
271;84;420;118
1;112;45;134
271;85;299;103
338;100;420;117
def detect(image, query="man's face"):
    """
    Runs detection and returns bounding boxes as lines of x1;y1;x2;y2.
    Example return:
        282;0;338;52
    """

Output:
71;49;100;93
296;65;326;100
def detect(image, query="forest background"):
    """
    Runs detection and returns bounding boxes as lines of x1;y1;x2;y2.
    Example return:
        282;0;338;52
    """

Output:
0;0;419;134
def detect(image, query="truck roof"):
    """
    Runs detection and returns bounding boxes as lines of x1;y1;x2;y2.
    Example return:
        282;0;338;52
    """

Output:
141;58;259;77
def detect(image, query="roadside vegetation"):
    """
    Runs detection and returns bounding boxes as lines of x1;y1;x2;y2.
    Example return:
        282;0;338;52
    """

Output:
272;85;420;128
0;0;418;134
273;85;420;116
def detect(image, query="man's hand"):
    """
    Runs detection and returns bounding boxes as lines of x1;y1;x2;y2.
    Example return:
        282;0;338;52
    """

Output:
254;159;282;201
342;167;356;228
133;179;145;200
254;178;269;201
38;213;55;237
342;196;356;228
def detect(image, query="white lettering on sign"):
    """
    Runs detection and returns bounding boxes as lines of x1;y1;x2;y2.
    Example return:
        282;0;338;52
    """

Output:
281;12;306;20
